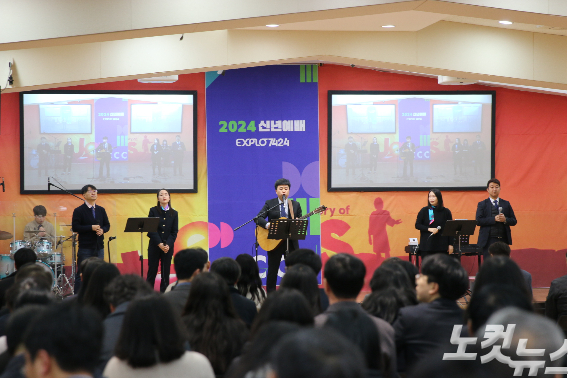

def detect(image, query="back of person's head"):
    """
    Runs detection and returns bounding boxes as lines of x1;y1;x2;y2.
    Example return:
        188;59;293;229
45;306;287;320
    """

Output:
103;274;153;309
362;287;417;324
474;256;531;301
6;269;54;311
421;254;469;301
270;328;366;378
173;248;208;280
210;257;241;285
13;248;37;270
78;257;106;302
250;288;314;338
81;263;121;318
24;302;103;375
6;305;44;355
183;271;238;320
466;284;533;334
14;289;55;310
285;249;322;275
235;254;266;303
226;321;301;378
324;308;381;371
14;264;53;288
370;263;413;292
382;257;419;288
280;264;321;315
488;241;511;257
114;294;186;368
323;253;366;299
480;307;565;377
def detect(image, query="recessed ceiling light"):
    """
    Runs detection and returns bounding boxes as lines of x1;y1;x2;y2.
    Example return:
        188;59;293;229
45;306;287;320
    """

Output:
499;20;513;25
266;24;279;28
382;25;395;28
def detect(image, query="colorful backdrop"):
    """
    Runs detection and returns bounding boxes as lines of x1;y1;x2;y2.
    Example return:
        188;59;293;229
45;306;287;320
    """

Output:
0;64;565;289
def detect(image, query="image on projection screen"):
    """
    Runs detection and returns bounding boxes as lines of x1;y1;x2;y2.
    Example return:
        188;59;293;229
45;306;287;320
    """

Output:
21;91;197;194
328;91;495;191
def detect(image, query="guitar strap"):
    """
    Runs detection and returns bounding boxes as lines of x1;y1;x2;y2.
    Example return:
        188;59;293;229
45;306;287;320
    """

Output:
287;199;295;219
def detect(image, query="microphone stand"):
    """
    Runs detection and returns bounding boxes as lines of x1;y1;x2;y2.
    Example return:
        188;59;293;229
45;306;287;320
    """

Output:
234;202;281;262
107;237;116;263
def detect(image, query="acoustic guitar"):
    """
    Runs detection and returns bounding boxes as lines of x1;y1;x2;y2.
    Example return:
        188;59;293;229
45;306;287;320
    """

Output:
256;205;327;251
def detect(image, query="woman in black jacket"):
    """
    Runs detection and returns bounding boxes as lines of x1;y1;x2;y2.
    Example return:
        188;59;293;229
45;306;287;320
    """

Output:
147;189;178;292
415;189;454;258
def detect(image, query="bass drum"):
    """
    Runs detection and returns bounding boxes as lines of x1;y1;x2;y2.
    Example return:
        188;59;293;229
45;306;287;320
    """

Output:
35;261;55;287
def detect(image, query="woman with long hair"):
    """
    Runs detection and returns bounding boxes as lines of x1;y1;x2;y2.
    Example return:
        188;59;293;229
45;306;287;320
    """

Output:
146;189;178;292
280;264;322;316
104;295;214;378
415;189;454;258
182;272;249;376
235;254;266;309
81;262;120;318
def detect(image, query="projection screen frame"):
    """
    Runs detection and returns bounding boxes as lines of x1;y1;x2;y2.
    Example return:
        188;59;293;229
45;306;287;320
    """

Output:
327;90;496;192
20;89;198;195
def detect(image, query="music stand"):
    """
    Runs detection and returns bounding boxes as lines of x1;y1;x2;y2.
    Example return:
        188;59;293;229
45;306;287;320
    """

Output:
124;217;160;277
443;220;479;265
267;219;308;257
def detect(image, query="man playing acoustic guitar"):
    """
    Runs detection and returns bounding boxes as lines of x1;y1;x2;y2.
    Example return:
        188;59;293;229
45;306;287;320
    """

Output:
256;178;303;293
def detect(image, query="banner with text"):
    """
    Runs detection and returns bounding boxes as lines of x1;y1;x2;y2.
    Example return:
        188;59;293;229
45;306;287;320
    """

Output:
206;65;320;285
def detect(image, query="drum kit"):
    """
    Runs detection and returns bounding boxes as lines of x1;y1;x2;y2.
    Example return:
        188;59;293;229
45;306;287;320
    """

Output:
0;219;77;298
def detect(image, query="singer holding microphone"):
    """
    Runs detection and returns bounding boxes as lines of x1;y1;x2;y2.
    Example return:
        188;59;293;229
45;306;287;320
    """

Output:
146;189;178;292
72;184;110;292
415;189;454;259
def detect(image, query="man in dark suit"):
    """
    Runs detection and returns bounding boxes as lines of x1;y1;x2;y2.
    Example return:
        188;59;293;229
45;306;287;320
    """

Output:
36;137;50;176
96;136;112;178
71;184;110;292
163;248;209;316
256;178;302;292
210;257;257;327
0;248;37;309
393;253;469;374
400;136;415;178
472;134;486;174
476;178;517;260
97;274;153;374
172;135;186;176
344;136;358;176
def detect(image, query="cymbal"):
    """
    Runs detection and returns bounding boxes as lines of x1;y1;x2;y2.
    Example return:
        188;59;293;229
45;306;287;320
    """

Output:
24;230;43;234
0;231;13;240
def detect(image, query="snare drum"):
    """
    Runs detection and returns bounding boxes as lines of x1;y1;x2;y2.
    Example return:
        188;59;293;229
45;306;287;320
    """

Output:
10;240;32;254
45;253;64;265
35;261;55;287
0;255;15;278
35;240;53;258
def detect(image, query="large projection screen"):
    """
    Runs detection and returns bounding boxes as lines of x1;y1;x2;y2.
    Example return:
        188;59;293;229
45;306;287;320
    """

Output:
21;91;197;194
328;91;495;191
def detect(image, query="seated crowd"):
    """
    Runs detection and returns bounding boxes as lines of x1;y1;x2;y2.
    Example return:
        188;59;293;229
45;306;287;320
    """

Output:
0;245;564;378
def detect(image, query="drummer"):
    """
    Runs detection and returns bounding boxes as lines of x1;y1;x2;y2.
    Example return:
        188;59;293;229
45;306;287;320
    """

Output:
23;205;56;245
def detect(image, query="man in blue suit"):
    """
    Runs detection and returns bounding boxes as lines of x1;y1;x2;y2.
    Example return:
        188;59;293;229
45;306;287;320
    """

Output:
476;178;517;260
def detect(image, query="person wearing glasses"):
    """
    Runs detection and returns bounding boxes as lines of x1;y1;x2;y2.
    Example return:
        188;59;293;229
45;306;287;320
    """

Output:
72;184;110;292
23;205;56;245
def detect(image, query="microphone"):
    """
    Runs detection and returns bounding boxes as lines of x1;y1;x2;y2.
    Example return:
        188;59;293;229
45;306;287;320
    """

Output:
498;207;503;214
48;177;51;192
282;194;287;202
428;226;441;239
109;236;116;241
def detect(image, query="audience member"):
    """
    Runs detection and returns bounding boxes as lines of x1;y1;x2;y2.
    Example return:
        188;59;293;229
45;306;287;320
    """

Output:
24;302;103;378
362;288;417;324
81;262;121;318
249;288;314;339
382;257;419;288
269;328;367;378
314;253;396;378
225;321;300;378
488;241;532;296
324;308;384;378
75;257;106;304
285;248;329;311
210;257;257;327
545;274;567;328
182;272;248;376
163;248;209;316
280;264;322;315
465;284;533;334
369;263;414;292
393;253;469;373
105;295;214;378
0;248;37;308
235;254;266;309
473;255;531;301
97;274;154;373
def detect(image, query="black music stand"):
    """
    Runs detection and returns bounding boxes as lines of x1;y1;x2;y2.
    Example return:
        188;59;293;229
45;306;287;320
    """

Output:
124;217;160;277
267;219;308;257
443;220;480;266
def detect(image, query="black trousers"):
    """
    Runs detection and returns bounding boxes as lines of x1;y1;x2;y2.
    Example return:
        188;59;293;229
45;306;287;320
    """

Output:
403;159;413;177
173;155;183;175
146;244;174;292
266;240;296;293
99;159;110;177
